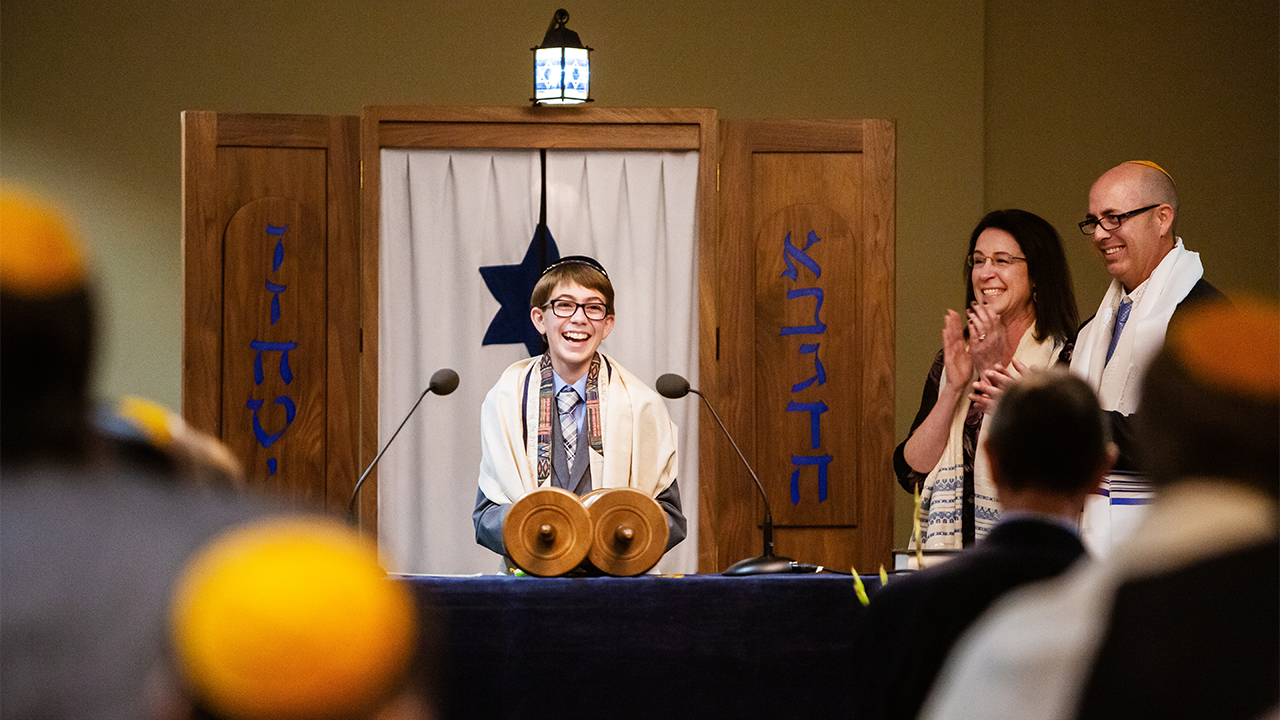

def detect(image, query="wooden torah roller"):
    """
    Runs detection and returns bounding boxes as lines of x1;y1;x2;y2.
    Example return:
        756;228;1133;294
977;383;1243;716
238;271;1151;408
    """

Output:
502;487;593;577
581;487;669;577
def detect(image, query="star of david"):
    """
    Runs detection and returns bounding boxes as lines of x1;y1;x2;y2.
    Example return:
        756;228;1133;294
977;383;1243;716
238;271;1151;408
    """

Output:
479;227;560;357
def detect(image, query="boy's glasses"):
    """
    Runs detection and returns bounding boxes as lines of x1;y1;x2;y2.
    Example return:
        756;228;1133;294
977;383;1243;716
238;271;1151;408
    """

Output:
544;299;608;321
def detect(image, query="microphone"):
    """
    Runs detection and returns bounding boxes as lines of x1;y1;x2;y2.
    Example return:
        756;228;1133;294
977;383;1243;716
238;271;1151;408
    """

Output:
347;368;459;524
656;373;797;575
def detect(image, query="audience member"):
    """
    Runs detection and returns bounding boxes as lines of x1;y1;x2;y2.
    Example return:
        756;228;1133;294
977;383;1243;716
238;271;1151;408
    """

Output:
856;370;1113;720
895;210;1077;549
0;189;266;720
921;299;1278;720
0;189;97;468
148;517;437;720
96;395;246;489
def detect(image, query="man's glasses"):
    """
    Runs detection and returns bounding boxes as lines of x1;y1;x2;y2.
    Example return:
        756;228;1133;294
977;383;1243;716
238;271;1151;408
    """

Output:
1078;204;1160;236
544;299;609;321
967;252;1026;269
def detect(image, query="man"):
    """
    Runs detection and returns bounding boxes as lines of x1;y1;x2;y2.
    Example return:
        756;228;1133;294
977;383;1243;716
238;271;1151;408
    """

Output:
472;256;687;560
1070;160;1223;553
853;370;1115;720
0;189;97;468
150;517;438;720
922;299;1278;720
0;190;266;720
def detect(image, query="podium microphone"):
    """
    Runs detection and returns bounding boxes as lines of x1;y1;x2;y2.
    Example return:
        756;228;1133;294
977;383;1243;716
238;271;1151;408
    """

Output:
347;368;459;524
656;373;796;575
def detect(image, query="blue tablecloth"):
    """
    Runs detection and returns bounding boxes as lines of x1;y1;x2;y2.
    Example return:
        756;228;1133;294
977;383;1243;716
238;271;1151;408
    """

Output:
401;573;880;720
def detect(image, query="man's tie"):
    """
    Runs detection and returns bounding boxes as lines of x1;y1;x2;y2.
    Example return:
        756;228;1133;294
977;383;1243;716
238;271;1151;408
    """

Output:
557;386;581;469
1106;298;1133;365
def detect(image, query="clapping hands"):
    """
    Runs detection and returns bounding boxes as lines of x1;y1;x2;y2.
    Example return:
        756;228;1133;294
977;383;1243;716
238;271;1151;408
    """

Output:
969;359;1028;415
967;301;1007;377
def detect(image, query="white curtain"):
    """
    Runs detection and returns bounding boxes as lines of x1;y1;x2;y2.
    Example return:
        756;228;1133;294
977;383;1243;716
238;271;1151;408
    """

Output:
378;148;701;575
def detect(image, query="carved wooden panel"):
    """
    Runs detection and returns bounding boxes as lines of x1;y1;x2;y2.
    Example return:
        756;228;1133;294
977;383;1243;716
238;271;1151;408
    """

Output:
718;120;895;572
181;113;360;513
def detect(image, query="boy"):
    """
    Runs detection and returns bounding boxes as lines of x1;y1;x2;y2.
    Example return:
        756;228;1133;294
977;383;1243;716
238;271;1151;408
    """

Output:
472;256;687;557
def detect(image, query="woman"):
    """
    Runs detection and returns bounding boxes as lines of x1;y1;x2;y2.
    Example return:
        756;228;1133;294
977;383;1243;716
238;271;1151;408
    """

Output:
894;209;1078;549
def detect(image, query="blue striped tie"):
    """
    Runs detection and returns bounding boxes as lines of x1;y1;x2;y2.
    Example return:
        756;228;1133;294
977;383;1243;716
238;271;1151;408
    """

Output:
1106;298;1133;365
557;387;581;468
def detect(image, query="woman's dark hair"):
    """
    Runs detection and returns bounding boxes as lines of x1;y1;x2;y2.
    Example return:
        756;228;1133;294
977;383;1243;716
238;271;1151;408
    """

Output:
964;209;1078;344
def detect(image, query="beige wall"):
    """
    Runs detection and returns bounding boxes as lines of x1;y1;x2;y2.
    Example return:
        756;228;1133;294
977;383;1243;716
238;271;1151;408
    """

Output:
3;1;1275;546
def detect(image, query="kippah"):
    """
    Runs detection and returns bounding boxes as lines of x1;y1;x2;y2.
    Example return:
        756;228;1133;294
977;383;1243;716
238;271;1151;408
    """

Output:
541;255;608;278
1167;298;1279;401
0;189;88;298
111;395;176;449
170;517;417;720
1124;160;1176;188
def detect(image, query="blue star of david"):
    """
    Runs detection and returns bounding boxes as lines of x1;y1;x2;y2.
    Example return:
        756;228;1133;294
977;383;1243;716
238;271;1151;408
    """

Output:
479;227;560;357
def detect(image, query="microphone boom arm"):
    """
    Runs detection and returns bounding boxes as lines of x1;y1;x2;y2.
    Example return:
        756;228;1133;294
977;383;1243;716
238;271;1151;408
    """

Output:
689;389;775;559
348;385;432;523
347;365;459;524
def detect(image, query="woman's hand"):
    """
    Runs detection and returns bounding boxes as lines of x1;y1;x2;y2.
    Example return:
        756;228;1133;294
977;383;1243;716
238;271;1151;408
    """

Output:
942;310;973;388
969;359;1028;415
967;301;1008;377
902;311;975;475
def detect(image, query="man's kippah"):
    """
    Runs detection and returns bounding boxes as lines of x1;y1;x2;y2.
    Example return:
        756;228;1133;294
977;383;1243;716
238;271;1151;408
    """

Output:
0;189;88;298
1124;160;1176;188
541;255;608;278
170;517;417;720
1167;298;1279;401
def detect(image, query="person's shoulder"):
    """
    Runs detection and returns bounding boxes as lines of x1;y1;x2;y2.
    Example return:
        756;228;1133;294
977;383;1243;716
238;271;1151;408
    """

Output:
600;355;674;417
483;357;539;403
494;356;539;384
1169;279;1228;327
879;551;986;601
599;354;657;395
1180;278;1226;307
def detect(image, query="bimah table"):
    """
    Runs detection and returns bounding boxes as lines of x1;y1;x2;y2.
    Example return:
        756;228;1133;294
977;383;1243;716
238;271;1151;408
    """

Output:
400;572;880;720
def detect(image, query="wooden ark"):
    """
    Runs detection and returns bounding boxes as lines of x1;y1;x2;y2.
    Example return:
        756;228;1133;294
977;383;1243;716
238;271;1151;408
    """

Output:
181;108;894;573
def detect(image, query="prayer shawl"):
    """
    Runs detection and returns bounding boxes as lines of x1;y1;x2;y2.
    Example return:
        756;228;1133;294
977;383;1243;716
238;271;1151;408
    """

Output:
477;352;678;506
916;324;1065;550
1072;239;1204;555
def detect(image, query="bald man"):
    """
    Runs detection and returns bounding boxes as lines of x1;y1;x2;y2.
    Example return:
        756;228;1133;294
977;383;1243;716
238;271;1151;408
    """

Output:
1069;161;1223;554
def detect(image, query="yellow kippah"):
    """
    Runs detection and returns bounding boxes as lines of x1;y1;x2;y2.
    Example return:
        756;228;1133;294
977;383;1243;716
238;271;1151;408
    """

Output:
1124;160;1176;188
0;189;87;298
1167;298;1280;401
170;517;417;720
115;396;177;449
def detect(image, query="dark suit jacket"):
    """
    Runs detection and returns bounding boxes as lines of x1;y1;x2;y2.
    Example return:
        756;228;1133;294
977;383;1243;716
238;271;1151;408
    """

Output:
851;518;1087;720
1091;277;1225;471
1074;538;1279;720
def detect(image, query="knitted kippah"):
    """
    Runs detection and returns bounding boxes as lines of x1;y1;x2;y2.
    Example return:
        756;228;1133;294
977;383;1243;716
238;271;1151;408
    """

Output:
1166;298;1279;401
170;517;417;720
1124;160;1176;188
0;189;87;298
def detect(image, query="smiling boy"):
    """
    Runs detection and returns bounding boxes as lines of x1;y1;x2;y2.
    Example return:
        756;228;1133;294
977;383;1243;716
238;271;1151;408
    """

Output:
472;256;687;560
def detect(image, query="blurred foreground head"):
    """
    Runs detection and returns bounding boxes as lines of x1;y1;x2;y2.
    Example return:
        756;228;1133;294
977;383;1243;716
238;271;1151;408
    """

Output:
97;396;246;489
0;189;96;467
159;517;432;720
985;369;1111;496
1137;298;1280;496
